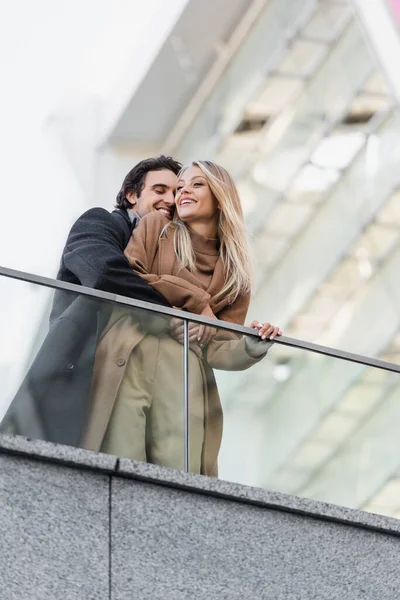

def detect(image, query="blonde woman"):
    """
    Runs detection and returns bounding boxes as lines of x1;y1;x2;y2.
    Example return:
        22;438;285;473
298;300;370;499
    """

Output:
84;161;281;476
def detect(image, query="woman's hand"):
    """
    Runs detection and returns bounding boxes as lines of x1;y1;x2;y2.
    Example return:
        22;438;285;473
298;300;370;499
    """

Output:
169;317;200;344
169;304;217;348
248;320;282;340
198;304;218;347
245;320;281;359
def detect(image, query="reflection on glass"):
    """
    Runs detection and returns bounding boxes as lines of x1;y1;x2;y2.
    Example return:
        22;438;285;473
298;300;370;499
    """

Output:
187;315;274;478
301;2;351;42
252;22;373;193
213;341;400;518
176;0;311;162
0;276;188;472
3;273;400;519
277;39;327;77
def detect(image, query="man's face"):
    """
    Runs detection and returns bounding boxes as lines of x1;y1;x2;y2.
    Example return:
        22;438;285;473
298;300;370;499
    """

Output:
126;169;177;219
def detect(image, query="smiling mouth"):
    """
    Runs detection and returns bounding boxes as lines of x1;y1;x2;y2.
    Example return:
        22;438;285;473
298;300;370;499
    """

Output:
157;207;172;218
180;199;196;206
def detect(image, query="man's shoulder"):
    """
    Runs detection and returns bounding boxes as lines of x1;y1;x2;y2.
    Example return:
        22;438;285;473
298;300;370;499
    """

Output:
72;207;130;231
76;207;116;223
61;208;133;254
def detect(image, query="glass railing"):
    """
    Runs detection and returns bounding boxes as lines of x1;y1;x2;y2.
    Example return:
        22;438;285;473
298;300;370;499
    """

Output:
0;267;187;469
1;265;400;519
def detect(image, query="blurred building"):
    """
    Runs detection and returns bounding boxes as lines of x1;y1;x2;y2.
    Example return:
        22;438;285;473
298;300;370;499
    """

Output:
2;0;400;518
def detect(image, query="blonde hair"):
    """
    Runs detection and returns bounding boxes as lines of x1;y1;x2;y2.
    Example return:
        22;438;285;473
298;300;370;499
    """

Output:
164;160;252;303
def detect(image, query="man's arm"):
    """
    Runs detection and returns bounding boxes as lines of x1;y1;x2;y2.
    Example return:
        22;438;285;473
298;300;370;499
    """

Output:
61;208;170;307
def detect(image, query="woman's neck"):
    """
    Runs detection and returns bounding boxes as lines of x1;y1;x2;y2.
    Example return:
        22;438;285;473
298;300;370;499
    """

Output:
186;219;218;239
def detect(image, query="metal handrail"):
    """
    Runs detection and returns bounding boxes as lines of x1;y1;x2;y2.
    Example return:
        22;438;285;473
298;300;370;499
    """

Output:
1;264;400;374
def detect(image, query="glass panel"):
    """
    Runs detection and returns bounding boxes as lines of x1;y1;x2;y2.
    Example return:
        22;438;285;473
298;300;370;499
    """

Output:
187;315;400;518
310;130;366;170
377;188;400;226
363;71;390;95
346;92;390;123
300;2;351;42
286;163;340;203
247;76;304;118
350;222;400;262
175;0;315;163
252;235;290;277
252;111;400;350
276;39;328;77
255;199;314;238
0;275;185;470
251;22;373;194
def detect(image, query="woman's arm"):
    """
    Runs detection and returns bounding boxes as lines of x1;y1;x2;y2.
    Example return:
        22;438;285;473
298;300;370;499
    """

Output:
124;213;211;314
205;294;277;370
205;293;252;370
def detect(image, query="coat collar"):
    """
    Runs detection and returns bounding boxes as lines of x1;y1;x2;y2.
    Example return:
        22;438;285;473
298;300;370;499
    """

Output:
158;236;231;315
112;208;138;236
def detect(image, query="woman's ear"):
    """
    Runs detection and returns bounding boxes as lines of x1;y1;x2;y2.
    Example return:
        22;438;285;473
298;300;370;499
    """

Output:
126;191;137;207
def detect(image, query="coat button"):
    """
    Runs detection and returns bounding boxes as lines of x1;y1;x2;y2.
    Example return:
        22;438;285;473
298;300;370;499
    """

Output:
116;358;126;367
67;363;74;370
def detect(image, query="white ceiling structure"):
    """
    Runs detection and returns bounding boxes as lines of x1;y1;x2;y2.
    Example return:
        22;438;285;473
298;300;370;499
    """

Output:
103;0;400;516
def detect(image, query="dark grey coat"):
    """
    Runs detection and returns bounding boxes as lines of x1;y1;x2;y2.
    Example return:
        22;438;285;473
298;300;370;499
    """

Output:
1;208;169;445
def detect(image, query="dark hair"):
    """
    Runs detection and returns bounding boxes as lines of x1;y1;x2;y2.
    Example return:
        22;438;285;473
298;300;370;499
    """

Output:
115;155;182;209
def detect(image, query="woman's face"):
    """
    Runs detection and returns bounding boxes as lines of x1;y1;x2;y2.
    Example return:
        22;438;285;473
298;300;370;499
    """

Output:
175;166;219;226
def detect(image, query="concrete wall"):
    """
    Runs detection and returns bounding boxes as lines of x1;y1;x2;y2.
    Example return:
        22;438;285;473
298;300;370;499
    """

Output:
0;434;400;600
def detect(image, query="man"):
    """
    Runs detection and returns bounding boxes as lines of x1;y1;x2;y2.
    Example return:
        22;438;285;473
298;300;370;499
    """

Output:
2;155;182;445
58;155;180;298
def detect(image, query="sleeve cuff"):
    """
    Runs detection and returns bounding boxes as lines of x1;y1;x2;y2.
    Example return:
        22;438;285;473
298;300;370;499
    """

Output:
245;336;273;358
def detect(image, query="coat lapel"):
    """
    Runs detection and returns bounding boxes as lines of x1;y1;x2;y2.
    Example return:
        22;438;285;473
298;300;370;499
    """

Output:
112;209;135;245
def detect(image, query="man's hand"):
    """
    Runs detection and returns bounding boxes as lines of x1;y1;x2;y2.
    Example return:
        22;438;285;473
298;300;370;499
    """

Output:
169;304;218;349
169;317;200;344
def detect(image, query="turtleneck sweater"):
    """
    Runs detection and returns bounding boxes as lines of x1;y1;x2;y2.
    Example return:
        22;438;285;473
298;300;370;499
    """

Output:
187;227;219;291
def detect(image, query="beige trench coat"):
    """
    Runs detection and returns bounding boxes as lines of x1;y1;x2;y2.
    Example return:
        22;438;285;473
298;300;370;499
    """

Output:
81;213;260;476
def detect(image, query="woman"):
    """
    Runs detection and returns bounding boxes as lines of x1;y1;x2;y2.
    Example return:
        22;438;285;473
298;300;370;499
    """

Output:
83;161;281;475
